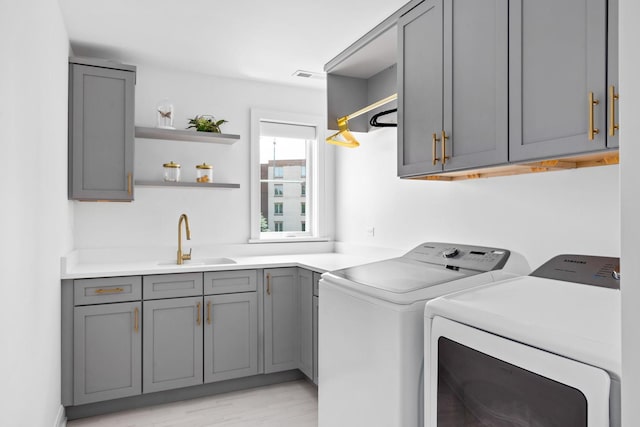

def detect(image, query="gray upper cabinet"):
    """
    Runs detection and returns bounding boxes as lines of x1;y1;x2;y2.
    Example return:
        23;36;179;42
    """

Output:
204;293;258;383
509;0;608;161
607;0;619;148
297;269;314;380
398;0;508;176
143;296;203;393
263;268;299;374
398;0;444;177
73;301;141;405
69;58;136;201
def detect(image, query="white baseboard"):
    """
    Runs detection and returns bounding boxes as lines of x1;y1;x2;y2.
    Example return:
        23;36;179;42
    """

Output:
54;405;66;427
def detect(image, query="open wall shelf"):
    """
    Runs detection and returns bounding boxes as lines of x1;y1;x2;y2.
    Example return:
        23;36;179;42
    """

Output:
135;126;240;144
135;180;240;189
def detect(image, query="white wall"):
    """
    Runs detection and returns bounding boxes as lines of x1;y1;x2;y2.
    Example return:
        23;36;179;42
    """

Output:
0;1;72;425
73;66;327;250
619;0;640;424
335;127;620;270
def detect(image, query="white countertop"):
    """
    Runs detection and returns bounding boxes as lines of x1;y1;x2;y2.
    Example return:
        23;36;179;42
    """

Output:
61;251;391;280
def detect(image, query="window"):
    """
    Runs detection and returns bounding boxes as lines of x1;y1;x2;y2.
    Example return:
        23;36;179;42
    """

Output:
251;109;326;241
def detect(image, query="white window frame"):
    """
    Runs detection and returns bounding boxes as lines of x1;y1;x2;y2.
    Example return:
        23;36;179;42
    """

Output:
250;108;327;242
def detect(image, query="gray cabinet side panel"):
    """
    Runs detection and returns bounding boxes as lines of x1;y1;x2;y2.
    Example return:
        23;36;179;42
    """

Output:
312;296;319;385
73;302;141;405
70;64;135;200
143;297;203;393
298;269;314;379
509;0;607;161
366;64;398;131
398;0;445;177
607;0;619;148
204;293;258;383
264;268;299;373
444;0;508;170
327;74;368;132
62;280;74;406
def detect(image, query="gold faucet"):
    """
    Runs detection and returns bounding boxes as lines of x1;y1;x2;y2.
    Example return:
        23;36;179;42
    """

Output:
177;213;192;265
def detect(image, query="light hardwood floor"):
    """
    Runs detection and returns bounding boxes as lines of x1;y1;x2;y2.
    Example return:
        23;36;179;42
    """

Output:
67;380;318;427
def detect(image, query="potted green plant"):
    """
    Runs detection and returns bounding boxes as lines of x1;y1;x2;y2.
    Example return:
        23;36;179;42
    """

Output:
187;115;228;133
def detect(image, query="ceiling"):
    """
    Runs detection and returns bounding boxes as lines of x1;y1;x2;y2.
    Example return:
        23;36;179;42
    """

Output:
58;0;408;89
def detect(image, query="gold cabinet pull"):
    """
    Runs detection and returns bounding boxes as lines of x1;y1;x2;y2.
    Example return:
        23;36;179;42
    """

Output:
266;273;271;296
588;91;600;140
441;130;449;165
95;287;124;294
134;307;139;333
207;300;211;325
127;173;132;195
432;133;441;165
196;302;201;326
609;85;620;137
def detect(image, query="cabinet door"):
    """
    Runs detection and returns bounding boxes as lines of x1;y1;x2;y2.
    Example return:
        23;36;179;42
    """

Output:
398;0;444;177
298;269;314;379
443;0;508;171
204;293;258;383
313;295;319;385
73;302;141;405
607;0;619;148
143;296;203;393
264;268;299;373
509;0;607;161
69;63;135;201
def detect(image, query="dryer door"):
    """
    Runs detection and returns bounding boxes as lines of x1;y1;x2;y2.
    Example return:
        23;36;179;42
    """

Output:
427;317;611;427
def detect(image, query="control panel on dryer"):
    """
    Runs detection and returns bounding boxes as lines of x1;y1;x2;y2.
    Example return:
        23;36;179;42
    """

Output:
403;242;511;272
531;254;620;289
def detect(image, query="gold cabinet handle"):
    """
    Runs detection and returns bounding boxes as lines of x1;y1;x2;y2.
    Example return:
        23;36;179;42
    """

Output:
134;307;139;333
441;130;449;165
266;273;271;296
95;287;124;294
207;300;211;325
127;173;132;195
588;91;600;140
432;133;441;165
196;302;201;326
609;85;620;137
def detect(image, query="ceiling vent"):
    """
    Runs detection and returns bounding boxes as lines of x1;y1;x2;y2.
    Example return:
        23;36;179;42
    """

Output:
292;70;325;80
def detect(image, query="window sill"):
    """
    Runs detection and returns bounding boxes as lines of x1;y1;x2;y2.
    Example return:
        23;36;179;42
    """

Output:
248;237;330;244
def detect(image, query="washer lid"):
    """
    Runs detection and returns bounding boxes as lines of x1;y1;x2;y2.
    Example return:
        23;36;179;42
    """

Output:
329;257;475;294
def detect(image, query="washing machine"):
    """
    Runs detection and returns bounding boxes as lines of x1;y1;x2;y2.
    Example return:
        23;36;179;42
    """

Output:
424;254;621;427
318;242;529;427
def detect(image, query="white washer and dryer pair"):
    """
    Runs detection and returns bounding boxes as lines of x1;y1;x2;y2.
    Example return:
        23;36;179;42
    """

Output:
318;242;530;427
425;254;621;427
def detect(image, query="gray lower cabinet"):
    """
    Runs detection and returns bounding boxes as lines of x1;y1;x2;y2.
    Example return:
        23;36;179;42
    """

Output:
68;58;136;201
204;292;258;383
73;301;141;405
143;296;204;393
509;0;611;161
312;272;320;385
264;268;299;373
398;0;508;177
297;269;314;379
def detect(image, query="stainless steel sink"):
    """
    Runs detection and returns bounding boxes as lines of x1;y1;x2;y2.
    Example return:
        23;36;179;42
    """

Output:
157;257;236;266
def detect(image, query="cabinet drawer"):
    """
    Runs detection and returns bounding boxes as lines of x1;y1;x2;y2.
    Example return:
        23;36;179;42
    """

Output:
204;270;257;295
313;272;321;297
74;276;141;305
143;273;203;299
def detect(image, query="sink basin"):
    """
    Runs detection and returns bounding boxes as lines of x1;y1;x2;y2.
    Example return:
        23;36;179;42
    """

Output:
157;257;236;266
